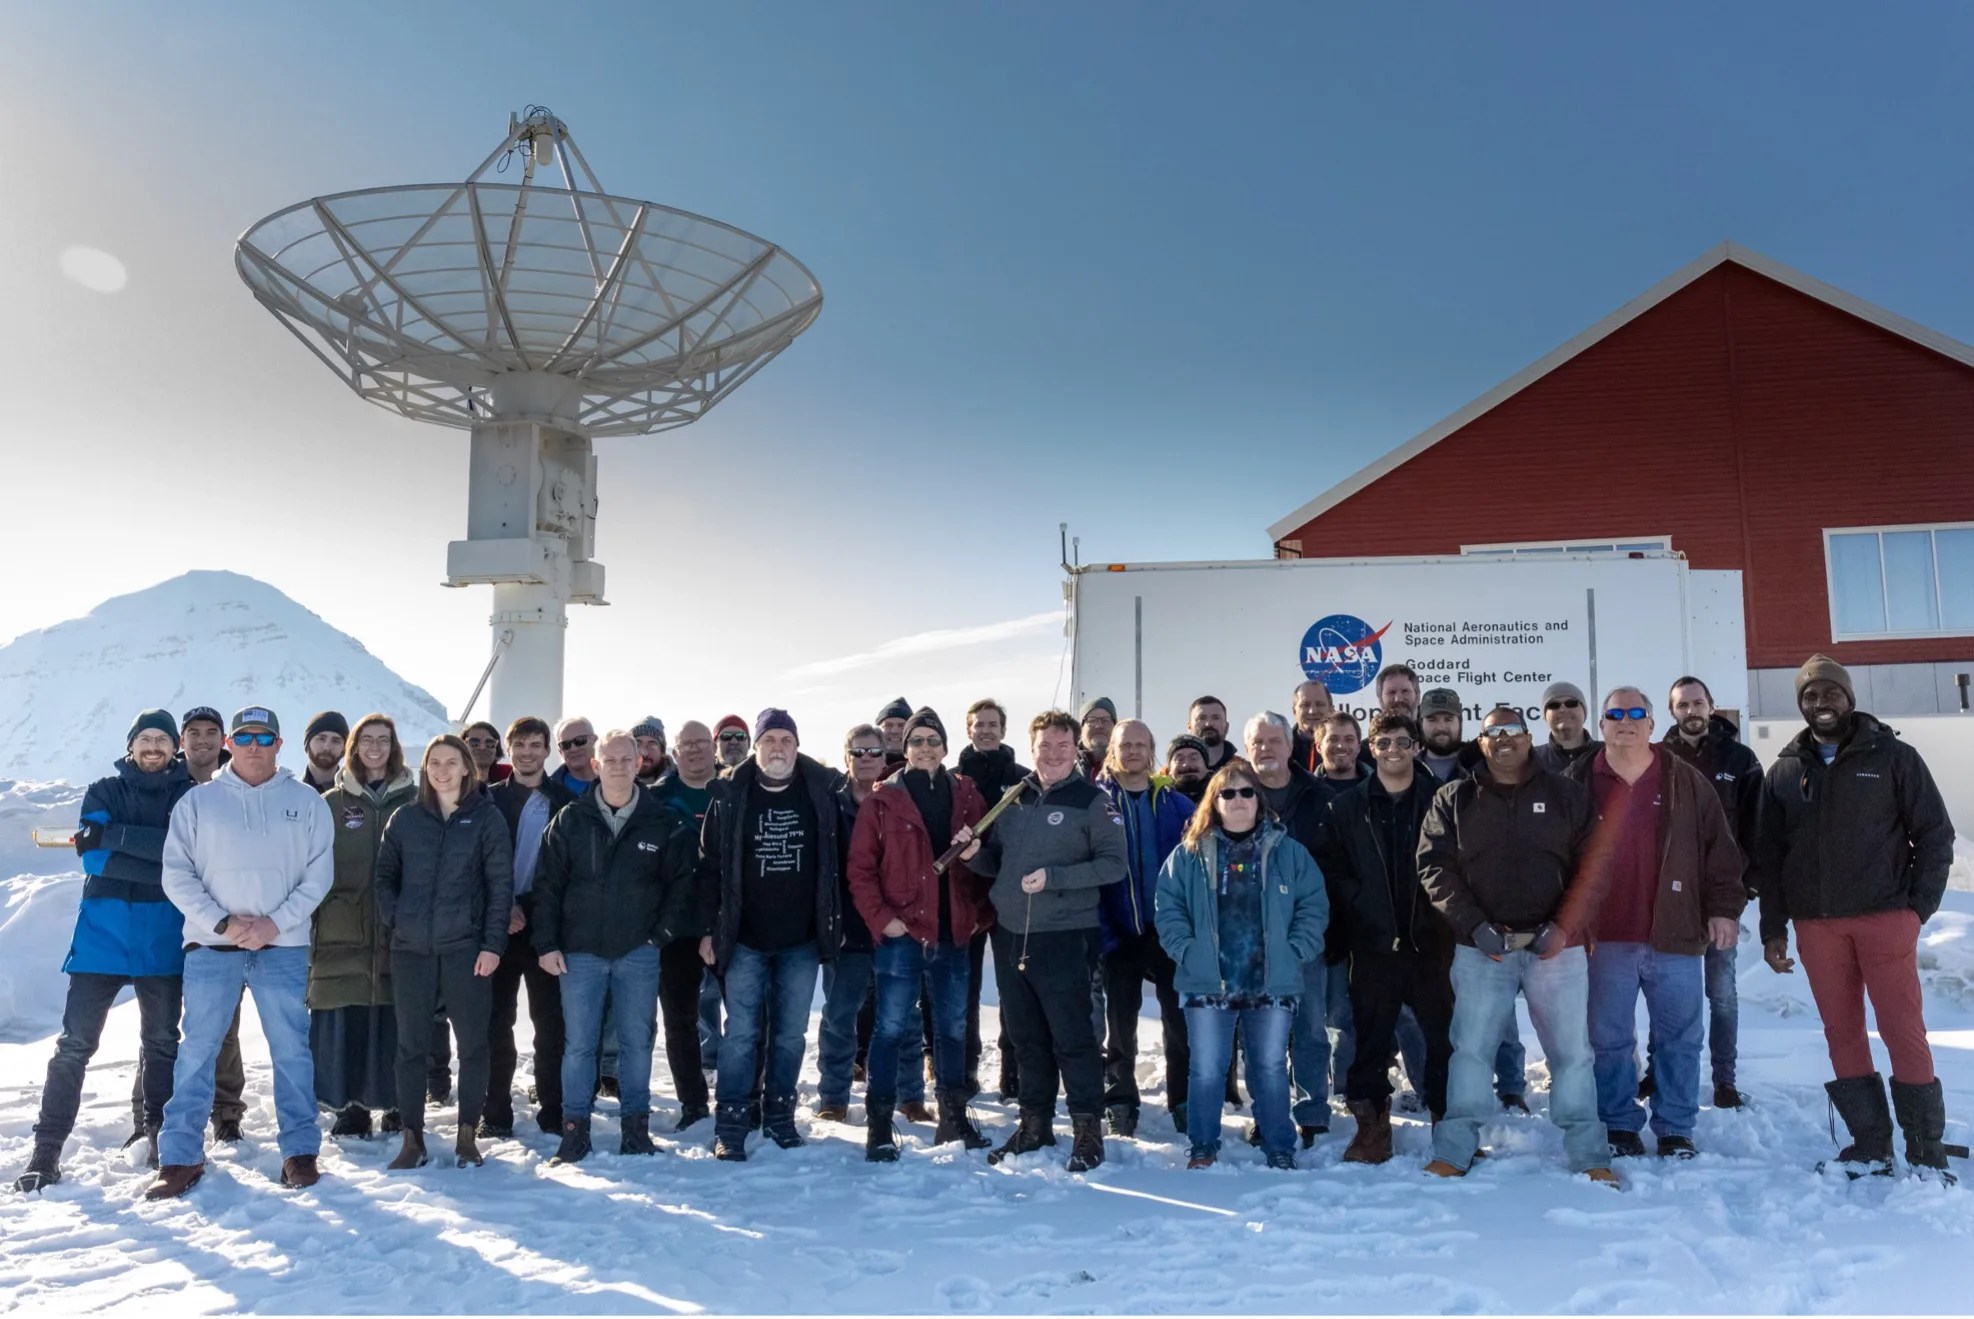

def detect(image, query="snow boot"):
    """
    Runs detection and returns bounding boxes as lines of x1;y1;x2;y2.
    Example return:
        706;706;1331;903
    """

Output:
330;1104;373;1139
388;1129;430;1170
210;1117;244;1143
988;1108;1057;1164
1187;1146;1216;1170
1065;1114;1106;1173
1713;1084;1747;1110
1608;1129;1648;1159
379;1109;404;1136
455;1128;484;1168
1891;1077;1957;1185
1821;1073;1895;1178
1585;1166;1621;1189
144;1162;204;1200
866;1099;900;1163
935;1092;992;1150
712;1104;751;1161
763;1097;805;1149
1299;1123;1325;1149
1342;1098;1392;1165
280;1156;320;1189
619;1114;656;1157
1105;1105;1138;1139
1265;1149;1298;1171
13;1143;63;1194
551;1117;592;1166
673;1103;711;1133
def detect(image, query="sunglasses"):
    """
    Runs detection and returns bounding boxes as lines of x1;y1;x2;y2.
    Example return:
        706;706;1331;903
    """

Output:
1372;736;1416;752
463;736;497;747
1544;698;1582;711
905;736;944;749
558;734;593;751
1216;786;1258;801
717;731;749;743
1604;707;1650;722
847;748;886;760
1478;724;1528;742
230;731;276;747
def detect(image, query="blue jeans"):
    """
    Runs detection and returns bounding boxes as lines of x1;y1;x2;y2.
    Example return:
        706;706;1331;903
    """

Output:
816;952;926;1106
1289;959;1354;1126
717;943;821;1123
1648;940;1738;1089
869;938;970;1103
698;967;724;1070
560;944;661;1120
1433;945;1605;1173
1589;942;1703;1139
161;946;317;1166
1187;1002;1294;1155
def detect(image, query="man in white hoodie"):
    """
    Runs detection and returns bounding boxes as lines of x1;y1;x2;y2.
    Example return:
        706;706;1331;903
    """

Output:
148;706;334;1199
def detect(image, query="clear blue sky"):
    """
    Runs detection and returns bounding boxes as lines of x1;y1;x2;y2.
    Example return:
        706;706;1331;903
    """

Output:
5;1;1972;742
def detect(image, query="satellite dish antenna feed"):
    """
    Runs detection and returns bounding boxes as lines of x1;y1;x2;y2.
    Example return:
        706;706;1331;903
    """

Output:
235;108;821;729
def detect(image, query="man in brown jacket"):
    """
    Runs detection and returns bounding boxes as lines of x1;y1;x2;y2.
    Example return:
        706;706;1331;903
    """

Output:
1564;685;1744;1160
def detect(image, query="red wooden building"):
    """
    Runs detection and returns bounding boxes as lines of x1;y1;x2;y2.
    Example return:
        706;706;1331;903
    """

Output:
1268;242;1974;719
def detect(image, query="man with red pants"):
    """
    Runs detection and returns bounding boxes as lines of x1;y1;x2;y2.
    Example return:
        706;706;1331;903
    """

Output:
1757;655;1956;1181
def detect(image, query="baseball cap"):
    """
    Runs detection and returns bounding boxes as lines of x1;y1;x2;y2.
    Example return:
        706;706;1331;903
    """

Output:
181;706;224;730
230;706;280;736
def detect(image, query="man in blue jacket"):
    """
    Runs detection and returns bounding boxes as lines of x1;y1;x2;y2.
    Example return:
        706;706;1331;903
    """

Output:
1096;719;1195;1137
14;710;195;1193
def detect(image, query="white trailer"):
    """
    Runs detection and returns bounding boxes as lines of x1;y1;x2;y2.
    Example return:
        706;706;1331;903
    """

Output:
1067;553;1748;740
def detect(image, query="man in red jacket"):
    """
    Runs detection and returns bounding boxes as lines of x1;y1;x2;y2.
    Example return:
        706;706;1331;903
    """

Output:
847;707;992;1161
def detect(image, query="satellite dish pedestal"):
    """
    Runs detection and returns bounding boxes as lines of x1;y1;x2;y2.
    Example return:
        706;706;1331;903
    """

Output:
235;109;821;731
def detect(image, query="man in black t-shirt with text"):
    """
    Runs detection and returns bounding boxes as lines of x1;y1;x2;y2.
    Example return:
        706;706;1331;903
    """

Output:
698;708;842;1161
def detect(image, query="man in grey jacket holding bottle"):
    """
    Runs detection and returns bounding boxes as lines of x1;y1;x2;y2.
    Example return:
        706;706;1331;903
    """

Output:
149;706;335;1199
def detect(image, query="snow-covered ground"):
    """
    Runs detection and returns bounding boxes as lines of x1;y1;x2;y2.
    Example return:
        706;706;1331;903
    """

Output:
1;874;1972;1314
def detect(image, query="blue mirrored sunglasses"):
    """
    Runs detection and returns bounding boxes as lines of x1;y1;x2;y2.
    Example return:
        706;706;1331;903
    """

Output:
230;731;276;747
1604;707;1650;722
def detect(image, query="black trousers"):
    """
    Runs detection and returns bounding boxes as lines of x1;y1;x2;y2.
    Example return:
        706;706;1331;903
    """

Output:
41;973;180;1149
487;922;565;1127
391;949;493;1132
1346;947;1454;1116
659;937;710;1109
1101;928;1188;1113
991;926;1103;1118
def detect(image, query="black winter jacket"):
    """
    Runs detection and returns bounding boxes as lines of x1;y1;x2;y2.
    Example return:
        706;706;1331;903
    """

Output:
1418;765;1596;945
1754;714;1955;942
835;778;875;954
1662;716;1762;885
697;756;842;973
1318;771;1452;959
375;796;515;957
533;788;699;959
958;744;1030;804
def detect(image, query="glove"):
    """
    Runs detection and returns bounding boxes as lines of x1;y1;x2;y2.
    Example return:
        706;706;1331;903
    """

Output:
1470;923;1509;957
1533;922;1568;957
72;820;104;856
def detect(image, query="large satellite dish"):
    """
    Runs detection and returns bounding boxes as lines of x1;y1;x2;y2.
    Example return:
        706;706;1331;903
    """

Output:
236;108;822;727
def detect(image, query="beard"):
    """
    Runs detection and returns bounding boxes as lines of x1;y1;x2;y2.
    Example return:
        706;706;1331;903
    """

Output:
1198;728;1223;748
309;750;339;772
1425;730;1460;755
1680;715;1708;736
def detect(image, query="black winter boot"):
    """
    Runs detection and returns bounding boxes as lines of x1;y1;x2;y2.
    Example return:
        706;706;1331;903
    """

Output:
988;1108;1058;1164
1821;1073;1894;1178
330;1104;373;1139
1066;1114;1106;1172
1891;1077;1956;1185
550;1117;592;1166
1105;1105;1138;1138
620;1113;657;1156
935;1092;991;1150
866;1100;900;1163
712;1104;751;1161
13;1142;62;1193
762;1095;805;1149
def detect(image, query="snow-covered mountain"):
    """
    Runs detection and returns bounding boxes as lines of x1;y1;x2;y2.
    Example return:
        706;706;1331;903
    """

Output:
0;570;450;785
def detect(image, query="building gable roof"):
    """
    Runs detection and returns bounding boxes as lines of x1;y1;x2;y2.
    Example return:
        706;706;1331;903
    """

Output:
1267;242;1974;544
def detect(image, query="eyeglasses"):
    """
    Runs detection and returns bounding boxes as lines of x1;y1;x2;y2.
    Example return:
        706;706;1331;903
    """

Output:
1477;724;1528;742
717;731;749;743
1604;707;1650;722
847;748;886;760
1545;699;1582;711
1372;736;1417;752
230;731;276;747
676;738;712;751
1216;786;1258;801
463;736;497;747
557;734;593;751
356;735;394;749
905;736;944;749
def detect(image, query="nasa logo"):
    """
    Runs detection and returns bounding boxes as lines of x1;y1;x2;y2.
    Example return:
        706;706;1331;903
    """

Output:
341;806;366;831
1298;614;1393;696
1047;811;1065;826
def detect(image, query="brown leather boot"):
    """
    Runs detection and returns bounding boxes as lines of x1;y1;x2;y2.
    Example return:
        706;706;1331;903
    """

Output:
144;1162;204;1200
455;1128;484;1168
387;1130;429;1171
280;1155;321;1188
1343;1098;1392;1165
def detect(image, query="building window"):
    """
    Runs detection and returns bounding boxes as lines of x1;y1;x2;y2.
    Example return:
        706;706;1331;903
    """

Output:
1460;536;1671;557
1824;523;1974;640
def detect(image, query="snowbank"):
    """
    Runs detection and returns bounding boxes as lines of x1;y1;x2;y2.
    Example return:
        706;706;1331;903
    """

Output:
0;871;82;1039
0;779;85;878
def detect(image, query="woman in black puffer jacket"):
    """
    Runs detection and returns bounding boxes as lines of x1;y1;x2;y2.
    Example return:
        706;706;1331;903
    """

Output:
376;735;514;1169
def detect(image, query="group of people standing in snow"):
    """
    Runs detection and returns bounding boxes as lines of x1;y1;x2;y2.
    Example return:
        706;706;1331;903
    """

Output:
11;650;1959;1201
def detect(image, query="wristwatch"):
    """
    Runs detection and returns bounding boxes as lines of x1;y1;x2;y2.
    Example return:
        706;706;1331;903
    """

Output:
214;916;231;935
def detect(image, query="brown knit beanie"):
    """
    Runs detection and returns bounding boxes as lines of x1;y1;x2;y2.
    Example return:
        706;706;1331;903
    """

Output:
1794;654;1854;703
